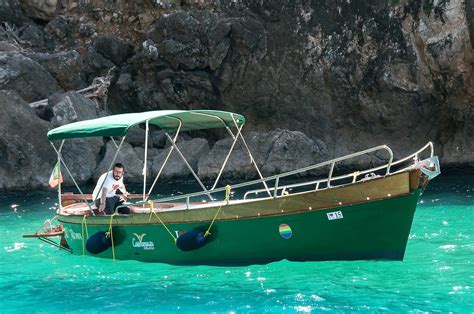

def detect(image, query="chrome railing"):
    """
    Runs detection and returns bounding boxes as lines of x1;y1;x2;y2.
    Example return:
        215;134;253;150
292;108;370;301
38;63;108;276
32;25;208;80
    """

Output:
244;144;394;200
243;142;435;200
390;142;434;170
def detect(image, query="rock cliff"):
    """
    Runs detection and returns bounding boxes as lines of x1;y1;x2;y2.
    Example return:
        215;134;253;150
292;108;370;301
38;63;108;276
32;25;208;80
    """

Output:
0;0;472;190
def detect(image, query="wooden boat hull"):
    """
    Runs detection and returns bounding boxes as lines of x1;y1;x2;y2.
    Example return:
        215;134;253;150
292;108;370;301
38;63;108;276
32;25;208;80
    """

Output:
58;171;425;265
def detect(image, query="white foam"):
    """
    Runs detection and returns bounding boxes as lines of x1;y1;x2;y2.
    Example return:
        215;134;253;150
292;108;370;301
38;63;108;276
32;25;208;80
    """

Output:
4;242;25;252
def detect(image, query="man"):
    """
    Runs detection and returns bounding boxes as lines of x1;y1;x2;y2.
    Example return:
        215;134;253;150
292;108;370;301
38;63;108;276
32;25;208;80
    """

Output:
93;163;130;215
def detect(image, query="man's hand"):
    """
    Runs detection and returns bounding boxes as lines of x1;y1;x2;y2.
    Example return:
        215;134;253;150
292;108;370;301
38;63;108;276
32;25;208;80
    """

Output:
98;203;106;212
122;192;130;199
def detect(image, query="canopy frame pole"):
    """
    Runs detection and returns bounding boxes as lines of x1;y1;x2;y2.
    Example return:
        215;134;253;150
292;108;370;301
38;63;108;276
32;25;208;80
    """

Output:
225;126;237;140
145;121;182;201
56;140;65;212
50;141;95;215
231;114;272;197
187;111;243;190
164;132;214;201
142;120;149;202
110;137;119;149
210;123;244;190
92;136;127;204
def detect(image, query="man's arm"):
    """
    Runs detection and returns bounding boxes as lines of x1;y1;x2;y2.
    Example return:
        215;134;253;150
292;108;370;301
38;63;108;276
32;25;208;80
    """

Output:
120;184;130;198
98;187;108;212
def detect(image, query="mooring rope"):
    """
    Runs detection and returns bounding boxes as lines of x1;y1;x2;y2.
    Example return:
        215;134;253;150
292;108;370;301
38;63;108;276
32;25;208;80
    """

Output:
105;213;118;261
204;185;231;238
146;186;231;244
148;201;177;243
81;215;89;256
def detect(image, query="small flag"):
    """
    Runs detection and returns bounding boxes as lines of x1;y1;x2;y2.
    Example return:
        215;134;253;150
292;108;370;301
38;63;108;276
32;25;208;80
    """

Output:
48;161;63;189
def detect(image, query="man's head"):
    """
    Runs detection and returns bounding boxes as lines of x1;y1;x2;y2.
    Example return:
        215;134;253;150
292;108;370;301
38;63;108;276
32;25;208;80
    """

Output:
112;163;124;180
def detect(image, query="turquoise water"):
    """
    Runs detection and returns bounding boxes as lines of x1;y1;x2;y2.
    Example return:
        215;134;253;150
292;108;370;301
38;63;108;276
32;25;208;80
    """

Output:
0;174;472;312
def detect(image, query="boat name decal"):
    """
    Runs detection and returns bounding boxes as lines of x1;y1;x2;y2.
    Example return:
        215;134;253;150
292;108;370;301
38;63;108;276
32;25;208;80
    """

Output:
327;211;343;220
132;233;155;250
67;229;83;240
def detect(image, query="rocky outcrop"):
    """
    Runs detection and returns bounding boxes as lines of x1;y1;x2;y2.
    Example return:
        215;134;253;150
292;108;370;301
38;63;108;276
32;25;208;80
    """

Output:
45;15;78;43
92;35;133;66
31;51;83;90
61;137;103;185
0;0;472;191
125;126;153;148
148;11;231;71
0;90;55;190
47;91;98;126
125;127;167;149
0;0;29;26
18;23;55;52
152;138;210;179
126;11;228;112
198;130;328;179
19;0;62;21
94;141;145;183
467;0;474;49
0;53;62;102
137;1;472;165
46;91;103;185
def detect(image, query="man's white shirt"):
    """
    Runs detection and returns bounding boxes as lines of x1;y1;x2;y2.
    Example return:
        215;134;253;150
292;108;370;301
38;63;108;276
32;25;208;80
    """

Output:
92;171;124;200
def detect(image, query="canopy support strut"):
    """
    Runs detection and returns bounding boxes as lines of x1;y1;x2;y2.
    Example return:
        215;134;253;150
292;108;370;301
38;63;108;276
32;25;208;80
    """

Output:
109;137;119;149
231;114;272;197
142;121;149;202
188;111;242;191
165;132;214;201
56;140;65;211
50;141;95;215
145;121;182;201
210;123;244;190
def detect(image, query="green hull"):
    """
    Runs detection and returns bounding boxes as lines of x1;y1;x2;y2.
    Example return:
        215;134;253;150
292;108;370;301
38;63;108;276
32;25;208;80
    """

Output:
60;189;421;265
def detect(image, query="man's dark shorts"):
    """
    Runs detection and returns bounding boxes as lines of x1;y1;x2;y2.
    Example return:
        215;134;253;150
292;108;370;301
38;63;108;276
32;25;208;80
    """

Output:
95;196;130;215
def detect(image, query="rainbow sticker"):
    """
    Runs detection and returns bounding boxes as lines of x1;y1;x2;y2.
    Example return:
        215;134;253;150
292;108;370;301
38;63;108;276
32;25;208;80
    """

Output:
279;224;292;239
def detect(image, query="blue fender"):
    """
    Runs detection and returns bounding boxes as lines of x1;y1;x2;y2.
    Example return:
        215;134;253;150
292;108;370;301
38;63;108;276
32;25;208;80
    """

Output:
86;231;111;254
176;229;208;251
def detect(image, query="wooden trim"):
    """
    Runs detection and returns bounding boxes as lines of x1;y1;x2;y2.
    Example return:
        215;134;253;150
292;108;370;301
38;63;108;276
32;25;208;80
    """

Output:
61;193;147;200
61;193;147;206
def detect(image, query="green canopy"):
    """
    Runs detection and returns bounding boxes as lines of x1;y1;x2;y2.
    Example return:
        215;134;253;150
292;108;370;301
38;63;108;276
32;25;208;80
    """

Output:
47;110;245;141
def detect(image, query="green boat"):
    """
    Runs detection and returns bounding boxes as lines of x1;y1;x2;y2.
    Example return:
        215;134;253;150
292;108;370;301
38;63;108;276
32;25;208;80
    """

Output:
25;110;440;265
